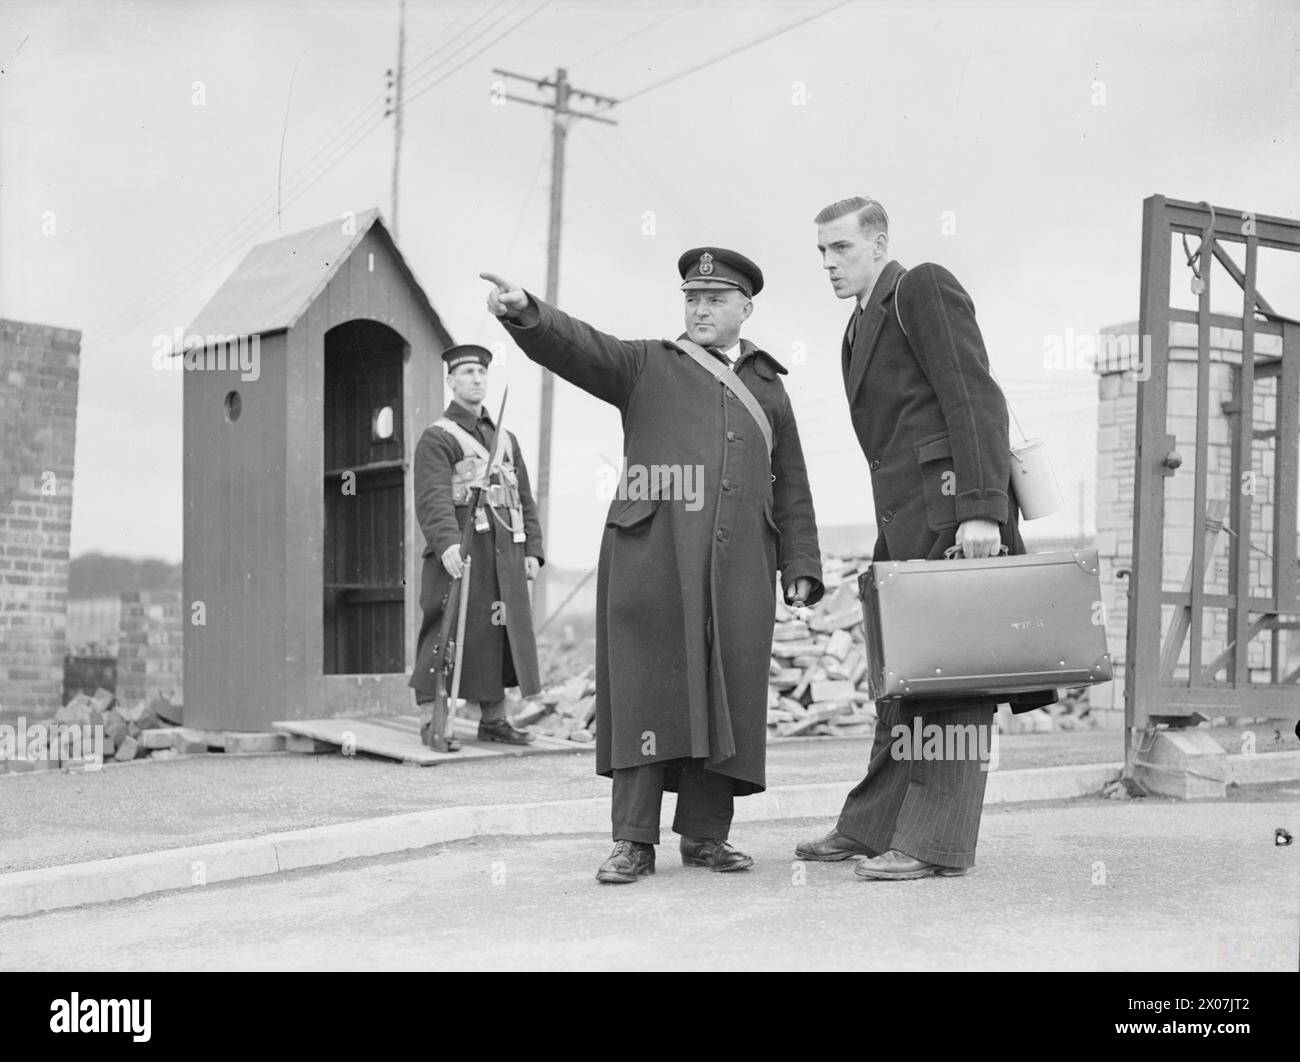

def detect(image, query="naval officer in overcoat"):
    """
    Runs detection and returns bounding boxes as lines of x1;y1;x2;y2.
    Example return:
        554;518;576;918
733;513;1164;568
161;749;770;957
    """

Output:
481;249;823;884
797;197;1056;880
409;343;544;750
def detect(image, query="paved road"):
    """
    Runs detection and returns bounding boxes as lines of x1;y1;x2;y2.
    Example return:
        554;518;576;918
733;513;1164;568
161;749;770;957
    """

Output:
2;792;1295;971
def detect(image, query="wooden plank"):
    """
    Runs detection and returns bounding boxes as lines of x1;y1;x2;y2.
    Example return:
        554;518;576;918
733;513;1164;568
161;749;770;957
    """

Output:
272;715;591;766
1202;615;1274;680
1230;236;1259;687
1187;221;1214;685
1147;685;1300;714
1128;195;1175;740
1157;499;1229;680
1276;322;1300;610
1212;240;1280;318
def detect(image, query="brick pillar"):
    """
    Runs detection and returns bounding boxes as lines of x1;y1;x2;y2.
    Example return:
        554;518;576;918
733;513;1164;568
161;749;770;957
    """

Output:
116;591;184;708
0;319;80;722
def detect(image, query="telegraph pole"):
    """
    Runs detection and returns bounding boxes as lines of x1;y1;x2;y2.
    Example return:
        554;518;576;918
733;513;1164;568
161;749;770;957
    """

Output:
492;66;617;622
386;0;407;239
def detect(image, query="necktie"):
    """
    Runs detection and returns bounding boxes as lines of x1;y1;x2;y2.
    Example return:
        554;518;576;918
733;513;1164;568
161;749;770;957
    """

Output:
847;304;865;347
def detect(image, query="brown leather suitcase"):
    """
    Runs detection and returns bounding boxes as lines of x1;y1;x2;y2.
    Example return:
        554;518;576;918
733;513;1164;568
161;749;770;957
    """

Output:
858;549;1113;700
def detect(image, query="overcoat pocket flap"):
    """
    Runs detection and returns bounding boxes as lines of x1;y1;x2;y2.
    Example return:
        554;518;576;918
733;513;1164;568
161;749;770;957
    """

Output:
762;505;780;535
606;496;661;530
914;433;952;463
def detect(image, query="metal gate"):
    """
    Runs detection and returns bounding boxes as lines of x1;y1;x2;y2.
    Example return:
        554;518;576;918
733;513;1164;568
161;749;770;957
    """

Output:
1127;195;1300;754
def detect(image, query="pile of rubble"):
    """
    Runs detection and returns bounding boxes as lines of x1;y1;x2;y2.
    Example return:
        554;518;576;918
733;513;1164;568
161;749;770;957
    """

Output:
766;555;877;738
521;555;879;743
0;687;198;772
515;667;598;744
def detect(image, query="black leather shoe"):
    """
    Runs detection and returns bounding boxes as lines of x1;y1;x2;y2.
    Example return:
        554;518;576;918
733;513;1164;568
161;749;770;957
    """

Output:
680;836;754;872
420;722;460;752
794;828;877;862
477;719;535;745
854;849;970;880
596;840;656;884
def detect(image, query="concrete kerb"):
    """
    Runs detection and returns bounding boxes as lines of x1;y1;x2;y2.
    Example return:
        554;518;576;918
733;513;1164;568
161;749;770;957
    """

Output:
1226;749;1300;785
0;760;1134;921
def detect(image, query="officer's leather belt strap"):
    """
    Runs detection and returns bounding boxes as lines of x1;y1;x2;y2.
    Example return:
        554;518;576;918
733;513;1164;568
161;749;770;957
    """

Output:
672;338;774;457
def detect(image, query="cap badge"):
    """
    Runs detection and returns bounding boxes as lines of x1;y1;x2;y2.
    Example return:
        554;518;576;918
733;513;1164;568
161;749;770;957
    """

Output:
698;251;714;276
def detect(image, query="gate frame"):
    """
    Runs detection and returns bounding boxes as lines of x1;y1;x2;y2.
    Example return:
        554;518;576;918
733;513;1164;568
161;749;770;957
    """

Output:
1127;195;1300;772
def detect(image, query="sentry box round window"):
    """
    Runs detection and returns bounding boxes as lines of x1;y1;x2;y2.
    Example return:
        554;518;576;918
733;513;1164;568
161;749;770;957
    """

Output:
224;390;242;422
372;404;395;442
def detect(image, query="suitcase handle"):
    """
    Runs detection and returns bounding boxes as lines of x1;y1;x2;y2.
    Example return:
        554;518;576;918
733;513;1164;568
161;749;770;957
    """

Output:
942;544;1010;560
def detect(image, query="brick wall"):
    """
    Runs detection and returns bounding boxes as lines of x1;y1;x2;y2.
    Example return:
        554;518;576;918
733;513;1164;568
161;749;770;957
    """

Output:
0;318;80;721
116;591;184;708
1092;320;1290;725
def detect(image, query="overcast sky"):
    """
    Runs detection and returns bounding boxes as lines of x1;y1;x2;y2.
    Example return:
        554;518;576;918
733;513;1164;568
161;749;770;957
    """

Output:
3;0;1298;568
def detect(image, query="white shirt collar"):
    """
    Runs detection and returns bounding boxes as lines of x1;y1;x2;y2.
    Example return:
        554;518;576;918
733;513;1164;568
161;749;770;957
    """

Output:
719;341;741;364
858;268;886;311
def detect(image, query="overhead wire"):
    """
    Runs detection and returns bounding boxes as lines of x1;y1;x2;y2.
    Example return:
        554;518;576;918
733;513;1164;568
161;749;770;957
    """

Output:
91;115;390;351
569;3;692;68
405;0;551;108
609;0;854;107
85;1;543;351
402;1;502;82
87;97;387;340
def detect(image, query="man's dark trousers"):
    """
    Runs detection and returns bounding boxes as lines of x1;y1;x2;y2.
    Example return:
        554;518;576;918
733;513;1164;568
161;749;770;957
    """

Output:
612;760;734;844
836;699;995;869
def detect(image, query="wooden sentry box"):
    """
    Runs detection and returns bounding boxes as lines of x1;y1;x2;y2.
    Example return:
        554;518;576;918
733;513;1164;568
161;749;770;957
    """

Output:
858;550;1113;700
180;210;454;731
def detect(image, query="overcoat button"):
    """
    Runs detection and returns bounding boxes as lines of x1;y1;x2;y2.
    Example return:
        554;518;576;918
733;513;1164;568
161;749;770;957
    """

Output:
726;431;736;441
870;459;881;471
716;530;725;541
882;511;893;523
722;478;733;490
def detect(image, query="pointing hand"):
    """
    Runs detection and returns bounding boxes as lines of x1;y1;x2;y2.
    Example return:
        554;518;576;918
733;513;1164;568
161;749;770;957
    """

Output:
480;272;528;318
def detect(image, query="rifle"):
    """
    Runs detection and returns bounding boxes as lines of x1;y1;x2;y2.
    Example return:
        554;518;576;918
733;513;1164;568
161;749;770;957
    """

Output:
423;387;510;752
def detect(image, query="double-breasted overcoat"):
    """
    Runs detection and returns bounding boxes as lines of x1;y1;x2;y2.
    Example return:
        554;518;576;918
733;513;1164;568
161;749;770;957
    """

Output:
502;296;824;794
843;258;1056;712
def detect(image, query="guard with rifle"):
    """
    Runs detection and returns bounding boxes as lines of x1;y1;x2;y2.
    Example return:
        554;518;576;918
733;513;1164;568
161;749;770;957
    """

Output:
409;344;544;751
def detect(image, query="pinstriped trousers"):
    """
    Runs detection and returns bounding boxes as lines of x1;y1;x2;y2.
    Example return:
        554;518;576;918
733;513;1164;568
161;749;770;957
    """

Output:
835;698;995;869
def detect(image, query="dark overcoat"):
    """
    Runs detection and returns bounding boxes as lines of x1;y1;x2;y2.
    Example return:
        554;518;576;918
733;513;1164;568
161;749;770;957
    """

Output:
501;296;824;795
844;259;1056;713
408;401;544;703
